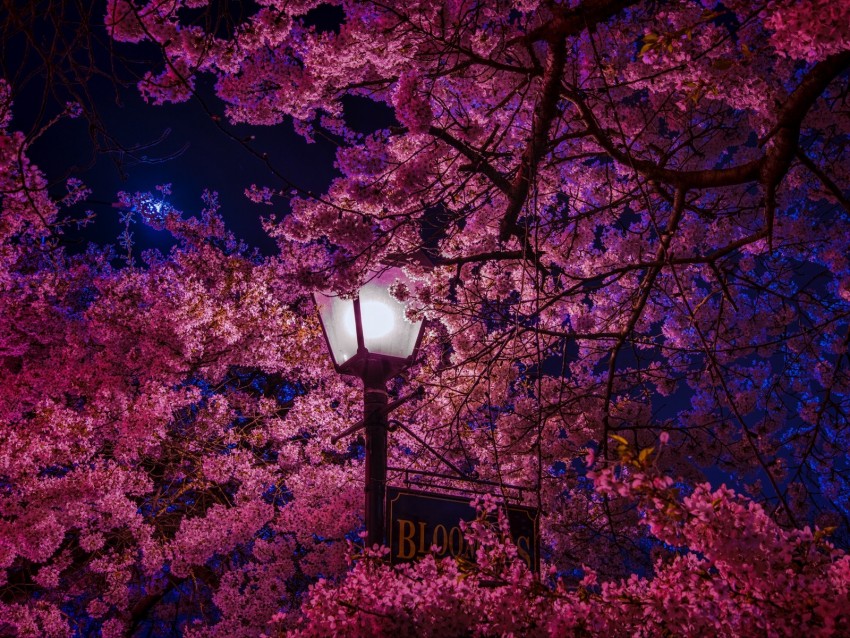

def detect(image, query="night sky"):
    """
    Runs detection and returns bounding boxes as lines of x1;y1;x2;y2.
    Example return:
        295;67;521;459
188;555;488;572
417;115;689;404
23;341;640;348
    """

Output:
4;1;373;256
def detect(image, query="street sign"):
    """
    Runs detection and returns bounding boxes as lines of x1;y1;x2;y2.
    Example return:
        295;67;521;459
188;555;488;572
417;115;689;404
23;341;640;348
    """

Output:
386;486;539;571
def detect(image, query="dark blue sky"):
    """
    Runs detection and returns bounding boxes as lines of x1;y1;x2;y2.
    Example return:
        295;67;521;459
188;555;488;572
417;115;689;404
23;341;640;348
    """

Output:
5;1;376;256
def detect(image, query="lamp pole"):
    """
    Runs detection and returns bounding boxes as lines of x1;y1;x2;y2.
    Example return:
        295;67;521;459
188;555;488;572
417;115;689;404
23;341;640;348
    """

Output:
314;264;426;548
363;374;389;547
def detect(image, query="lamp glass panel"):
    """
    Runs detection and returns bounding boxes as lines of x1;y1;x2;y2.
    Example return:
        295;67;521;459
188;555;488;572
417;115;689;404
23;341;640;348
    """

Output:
314;293;358;366
358;268;423;359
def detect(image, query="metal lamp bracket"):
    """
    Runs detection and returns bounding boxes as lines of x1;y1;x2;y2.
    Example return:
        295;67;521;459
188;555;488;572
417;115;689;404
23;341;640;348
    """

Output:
330;386;424;444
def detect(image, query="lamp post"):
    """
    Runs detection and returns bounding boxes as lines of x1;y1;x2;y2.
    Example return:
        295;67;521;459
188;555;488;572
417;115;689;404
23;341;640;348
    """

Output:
314;267;425;547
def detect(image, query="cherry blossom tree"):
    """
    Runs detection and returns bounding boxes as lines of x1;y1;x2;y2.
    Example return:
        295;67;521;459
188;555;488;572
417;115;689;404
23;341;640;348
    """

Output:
2;0;850;635
292;447;850;637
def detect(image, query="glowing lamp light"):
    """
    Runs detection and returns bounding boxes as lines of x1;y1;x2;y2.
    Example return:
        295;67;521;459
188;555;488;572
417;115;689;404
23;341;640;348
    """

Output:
343;301;395;339
314;266;425;381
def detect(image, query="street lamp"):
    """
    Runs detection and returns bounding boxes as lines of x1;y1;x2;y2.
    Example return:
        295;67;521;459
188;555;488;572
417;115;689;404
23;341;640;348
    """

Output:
315;266;425;547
